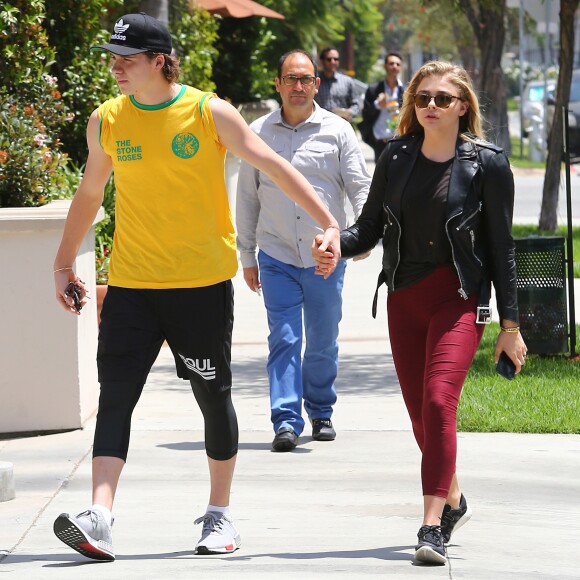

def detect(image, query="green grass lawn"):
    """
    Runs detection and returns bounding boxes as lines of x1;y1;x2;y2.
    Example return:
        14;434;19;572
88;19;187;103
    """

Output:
459;323;580;434
508;135;546;169
512;224;580;277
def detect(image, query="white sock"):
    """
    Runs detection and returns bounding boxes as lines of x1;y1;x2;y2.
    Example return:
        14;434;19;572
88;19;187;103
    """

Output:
92;503;113;526
207;504;231;518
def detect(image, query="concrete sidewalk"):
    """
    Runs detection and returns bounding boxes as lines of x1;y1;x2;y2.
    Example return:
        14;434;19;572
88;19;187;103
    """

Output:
1;250;580;579
1;139;579;578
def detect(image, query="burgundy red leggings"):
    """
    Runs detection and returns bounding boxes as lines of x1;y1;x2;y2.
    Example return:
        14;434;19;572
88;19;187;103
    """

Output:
387;265;484;498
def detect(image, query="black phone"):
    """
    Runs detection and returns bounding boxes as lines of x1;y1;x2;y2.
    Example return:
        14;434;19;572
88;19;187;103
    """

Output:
496;351;516;380
64;280;84;314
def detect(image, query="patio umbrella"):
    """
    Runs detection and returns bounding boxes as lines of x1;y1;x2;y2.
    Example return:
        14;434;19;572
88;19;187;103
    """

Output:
192;0;285;19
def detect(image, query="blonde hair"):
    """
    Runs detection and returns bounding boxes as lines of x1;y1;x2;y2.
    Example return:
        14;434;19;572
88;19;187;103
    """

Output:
397;61;484;140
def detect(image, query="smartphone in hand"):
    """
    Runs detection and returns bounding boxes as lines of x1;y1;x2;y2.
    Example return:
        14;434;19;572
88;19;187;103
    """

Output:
64;280;85;314
496;351;516;380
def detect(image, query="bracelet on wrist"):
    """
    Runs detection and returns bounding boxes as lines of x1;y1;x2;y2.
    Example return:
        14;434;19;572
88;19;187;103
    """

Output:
326;224;340;231
53;267;73;273
501;325;520;333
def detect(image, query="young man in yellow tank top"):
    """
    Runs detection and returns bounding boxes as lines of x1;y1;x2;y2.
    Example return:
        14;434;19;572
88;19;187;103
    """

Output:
52;12;341;562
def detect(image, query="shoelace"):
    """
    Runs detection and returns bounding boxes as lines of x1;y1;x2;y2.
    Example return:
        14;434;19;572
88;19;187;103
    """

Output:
78;509;100;529
418;525;443;547
314;419;332;428
194;512;225;534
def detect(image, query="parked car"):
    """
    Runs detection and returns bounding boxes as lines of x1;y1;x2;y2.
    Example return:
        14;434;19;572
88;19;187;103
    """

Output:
521;78;556;137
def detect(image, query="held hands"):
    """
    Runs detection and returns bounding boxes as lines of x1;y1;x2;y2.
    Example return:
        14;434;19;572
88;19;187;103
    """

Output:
312;227;341;279
54;268;88;315
495;326;527;375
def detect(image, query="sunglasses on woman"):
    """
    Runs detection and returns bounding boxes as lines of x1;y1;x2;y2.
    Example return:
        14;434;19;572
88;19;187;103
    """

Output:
413;93;463;109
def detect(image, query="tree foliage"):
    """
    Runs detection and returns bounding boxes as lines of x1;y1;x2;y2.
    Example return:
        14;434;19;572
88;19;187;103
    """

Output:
169;0;219;91
210;0;383;103
441;0;511;152
44;0;122;165
379;0;474;64
0;1;71;206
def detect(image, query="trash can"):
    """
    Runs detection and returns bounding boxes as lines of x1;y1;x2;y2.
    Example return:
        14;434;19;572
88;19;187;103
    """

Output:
515;236;568;354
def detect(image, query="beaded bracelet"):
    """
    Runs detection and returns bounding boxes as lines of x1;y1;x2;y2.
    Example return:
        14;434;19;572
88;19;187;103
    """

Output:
500;326;520;333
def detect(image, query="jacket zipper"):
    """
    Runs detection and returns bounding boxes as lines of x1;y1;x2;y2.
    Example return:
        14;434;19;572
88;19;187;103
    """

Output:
470;230;483;267
446;211;468;299
455;201;482;231
456;202;483;268
385;206;402;290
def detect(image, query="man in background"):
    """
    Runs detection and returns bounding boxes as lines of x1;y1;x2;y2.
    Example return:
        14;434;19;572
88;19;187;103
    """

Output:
359;52;404;161
236;49;370;452
315;46;360;121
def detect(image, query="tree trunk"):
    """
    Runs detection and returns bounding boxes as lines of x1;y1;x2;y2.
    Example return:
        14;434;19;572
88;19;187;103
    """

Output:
453;22;479;86
539;0;579;231
459;0;511;153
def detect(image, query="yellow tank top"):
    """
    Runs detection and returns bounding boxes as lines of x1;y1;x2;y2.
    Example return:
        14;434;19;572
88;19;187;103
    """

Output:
98;85;237;288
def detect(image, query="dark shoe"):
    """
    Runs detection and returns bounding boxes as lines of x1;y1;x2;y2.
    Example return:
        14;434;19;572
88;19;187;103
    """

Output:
272;427;298;452
414;525;446;565
441;493;472;543
311;418;336;441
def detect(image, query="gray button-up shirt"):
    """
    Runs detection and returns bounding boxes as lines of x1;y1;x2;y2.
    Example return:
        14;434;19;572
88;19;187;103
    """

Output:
236;102;371;269
315;71;361;117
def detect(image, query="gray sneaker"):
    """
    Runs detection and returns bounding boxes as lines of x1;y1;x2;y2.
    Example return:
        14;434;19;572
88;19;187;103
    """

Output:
194;511;241;554
54;509;114;561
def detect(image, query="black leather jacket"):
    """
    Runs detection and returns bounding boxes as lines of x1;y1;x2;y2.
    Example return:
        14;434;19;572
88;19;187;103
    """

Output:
341;134;519;323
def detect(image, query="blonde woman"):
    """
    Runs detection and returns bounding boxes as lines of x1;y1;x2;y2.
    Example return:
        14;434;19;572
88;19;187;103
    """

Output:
314;61;527;565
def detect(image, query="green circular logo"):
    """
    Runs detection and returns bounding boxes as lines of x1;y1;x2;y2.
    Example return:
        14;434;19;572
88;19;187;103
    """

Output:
172;132;199;159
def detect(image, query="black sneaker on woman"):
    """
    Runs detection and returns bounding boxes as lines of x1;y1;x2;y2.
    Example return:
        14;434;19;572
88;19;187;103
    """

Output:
414;524;446;565
441;493;472;543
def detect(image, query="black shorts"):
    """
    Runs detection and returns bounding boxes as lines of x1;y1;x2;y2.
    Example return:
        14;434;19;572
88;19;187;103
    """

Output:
97;282;233;390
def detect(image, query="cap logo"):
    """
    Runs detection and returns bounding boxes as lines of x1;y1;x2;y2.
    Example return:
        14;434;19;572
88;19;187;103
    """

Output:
112;19;129;41
91;13;172;56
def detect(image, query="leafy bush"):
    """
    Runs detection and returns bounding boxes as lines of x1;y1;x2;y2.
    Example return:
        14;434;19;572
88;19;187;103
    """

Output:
170;0;219;91
0;1;74;206
61;30;120;164
45;0;122;165
94;174;116;285
0;80;71;206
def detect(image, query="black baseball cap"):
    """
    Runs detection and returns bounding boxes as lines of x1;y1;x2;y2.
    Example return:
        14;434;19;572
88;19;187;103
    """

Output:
92;13;172;56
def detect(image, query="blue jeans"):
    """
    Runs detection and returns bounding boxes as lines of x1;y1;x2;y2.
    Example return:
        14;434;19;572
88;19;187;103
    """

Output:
258;250;346;435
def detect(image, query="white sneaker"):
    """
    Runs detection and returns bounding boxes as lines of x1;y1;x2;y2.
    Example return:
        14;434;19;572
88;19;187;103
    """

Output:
54;509;114;561
194;511;241;554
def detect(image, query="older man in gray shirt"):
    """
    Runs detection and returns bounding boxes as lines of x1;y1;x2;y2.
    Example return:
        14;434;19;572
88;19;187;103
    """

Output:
236;49;370;452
